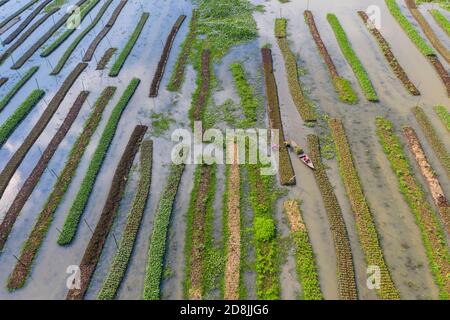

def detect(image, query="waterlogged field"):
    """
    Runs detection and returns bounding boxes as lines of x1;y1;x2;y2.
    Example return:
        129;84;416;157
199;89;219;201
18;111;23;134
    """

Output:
0;0;449;301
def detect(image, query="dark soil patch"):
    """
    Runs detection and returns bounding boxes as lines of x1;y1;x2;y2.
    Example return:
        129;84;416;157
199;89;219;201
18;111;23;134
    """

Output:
96;48;117;70
192;49;211;122
428;55;450;97
0;77;7;87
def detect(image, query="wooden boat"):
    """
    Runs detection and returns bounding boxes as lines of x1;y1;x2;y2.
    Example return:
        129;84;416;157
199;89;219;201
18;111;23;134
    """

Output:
284;140;315;170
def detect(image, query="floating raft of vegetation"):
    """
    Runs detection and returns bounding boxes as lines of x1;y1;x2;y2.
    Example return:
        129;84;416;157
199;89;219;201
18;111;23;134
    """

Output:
109;12;149;77
429;9;450;37
40;0;101;57
51;0;114;75
2;0;53;45
143;163;185;300
375;117;450;299
0;66;38;113
434;105;450;132
167;10;198;92
0;77;7;87
0;8;59;66
358;11;419;96
66;125;147;300
327;14;378;102
403;126;450;235
274;18;316;122
405;0;450;64
11;0;90;69
96;48;117;70
0;89;44;147
7;87;116;290
329;118;400;299
412;106;450;179
0;91;89;255
149;15;186;97
0;63;87;201
191;49;211;125
261;47;296;186
58;79;140;246
307;134;358;300
83;0;128;62
304;10;357;104
185;165;216;299
283;200;323;300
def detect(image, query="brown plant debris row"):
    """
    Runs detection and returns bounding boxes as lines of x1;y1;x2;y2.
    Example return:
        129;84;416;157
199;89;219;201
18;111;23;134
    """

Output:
83;0;128;62
188;165;213;300
169;10;197;91
149;15;186;97
224;143;241;300
261;48;296;186
358;11;420;96
96;48;117;70
192;49;211;122
3;0;53;45
428;55;450;96
7;87;116;290
0;8;59;65
307;134;358;300
0;63;87;200
405;0;450;64
0;77;7;87
403;127;450;235
66;125;147;300
11;0;89;69
0;91;89;252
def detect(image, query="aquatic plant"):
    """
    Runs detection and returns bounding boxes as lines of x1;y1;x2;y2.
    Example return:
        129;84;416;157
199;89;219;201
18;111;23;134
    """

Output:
434;105;450;132
0;66;39;112
429;9;450;36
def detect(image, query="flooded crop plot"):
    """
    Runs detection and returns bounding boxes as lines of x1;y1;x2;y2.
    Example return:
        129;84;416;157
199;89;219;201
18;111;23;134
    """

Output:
0;0;449;305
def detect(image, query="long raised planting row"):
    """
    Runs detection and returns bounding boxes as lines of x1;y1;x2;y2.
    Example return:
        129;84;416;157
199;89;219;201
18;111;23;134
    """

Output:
385;0;450;96
358;11;420;96
7;87;116;290
142;163;185;300
429;9;450;36
274;18;316;122
0;63;87;200
0;66;38;112
57;78;140;246
98;140;153;300
329;118;400;299
307;134;358;300
96;48;117;70
304;10;357;104
184;165;216;299
83;0;128;62
51;0;114;75
327;14;378;102
0;8;59;66
109;12;149;77
0;91;89;255
434;105;450;132
283;200;323;300
403;126;450;235
261;47;296;186
40;0;100;57
66;125;147;300
412;106;450;179
11;0;90;69
2;0;53;45
223;143;241;300
0;0;38;30
375;117;450;299
0;89;44;147
0;0;9;8
149;15;186;97
405;0;450;64
167;10;198;92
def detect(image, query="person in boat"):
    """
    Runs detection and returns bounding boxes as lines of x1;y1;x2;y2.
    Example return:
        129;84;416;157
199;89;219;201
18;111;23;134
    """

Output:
284;140;315;169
